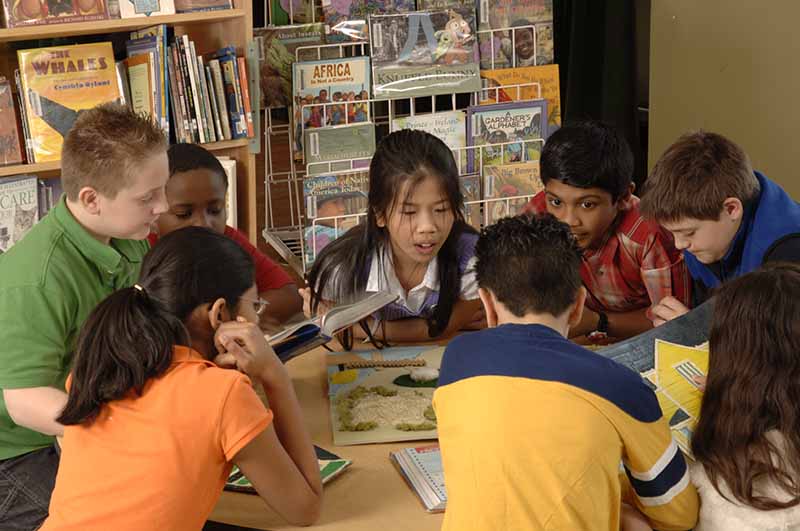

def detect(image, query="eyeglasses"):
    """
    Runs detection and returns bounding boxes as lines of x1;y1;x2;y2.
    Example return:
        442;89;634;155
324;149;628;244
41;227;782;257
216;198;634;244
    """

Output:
240;296;270;316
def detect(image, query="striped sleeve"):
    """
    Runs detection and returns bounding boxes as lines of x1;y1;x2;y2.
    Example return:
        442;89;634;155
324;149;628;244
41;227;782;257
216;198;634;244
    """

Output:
616;403;699;530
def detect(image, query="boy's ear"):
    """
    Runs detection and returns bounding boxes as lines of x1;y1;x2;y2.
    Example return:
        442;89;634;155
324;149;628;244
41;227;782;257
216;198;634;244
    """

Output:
76;186;102;215
722;197;744;221
477;287;499;328
567;286;587;330
208;298;232;330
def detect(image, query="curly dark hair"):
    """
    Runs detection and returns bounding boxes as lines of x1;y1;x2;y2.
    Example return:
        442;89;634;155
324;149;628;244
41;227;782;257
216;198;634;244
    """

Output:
475;214;582;317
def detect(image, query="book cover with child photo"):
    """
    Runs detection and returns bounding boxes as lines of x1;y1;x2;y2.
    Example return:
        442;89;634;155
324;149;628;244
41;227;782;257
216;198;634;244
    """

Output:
477;0;553;66
303;170;368;265
369;10;481;99
17;42;121;163
292;56;371;162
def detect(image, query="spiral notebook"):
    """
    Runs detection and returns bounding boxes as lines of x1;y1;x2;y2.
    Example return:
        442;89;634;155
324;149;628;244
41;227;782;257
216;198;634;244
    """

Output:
390;445;446;513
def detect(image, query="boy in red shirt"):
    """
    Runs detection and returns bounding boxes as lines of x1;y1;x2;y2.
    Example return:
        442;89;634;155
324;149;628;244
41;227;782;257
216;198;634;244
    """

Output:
150;143;302;329
524;120;690;340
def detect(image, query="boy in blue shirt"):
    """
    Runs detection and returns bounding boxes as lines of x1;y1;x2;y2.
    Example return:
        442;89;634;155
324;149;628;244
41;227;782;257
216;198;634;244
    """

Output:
601;131;800;372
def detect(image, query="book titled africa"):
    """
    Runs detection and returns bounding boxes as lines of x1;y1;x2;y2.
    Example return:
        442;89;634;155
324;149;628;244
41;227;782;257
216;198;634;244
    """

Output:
17;42;121;163
292;56;371;162
368;10;481;99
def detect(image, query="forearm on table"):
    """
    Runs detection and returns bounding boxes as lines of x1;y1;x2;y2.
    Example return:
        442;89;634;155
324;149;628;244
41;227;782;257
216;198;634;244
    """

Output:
258;373;322;496
361;299;483;343
3;386;67;437
607;308;654;339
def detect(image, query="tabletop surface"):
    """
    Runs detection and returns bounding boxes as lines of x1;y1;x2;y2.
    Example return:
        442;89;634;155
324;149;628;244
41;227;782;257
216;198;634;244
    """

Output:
209;346;446;531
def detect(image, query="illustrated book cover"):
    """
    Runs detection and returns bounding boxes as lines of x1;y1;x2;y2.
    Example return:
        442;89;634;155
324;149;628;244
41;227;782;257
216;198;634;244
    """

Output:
254;23;326;109
303;170;368;265
480;63;561;130
459;172;482;229
483;161;541;224
327;346;444;446
118;0;175;17
270;0;315;25
322;0;416;43
369;10;481;99
0;77;23;166
390;445;446;512
466;99;547;171
17;42;121;163
0;175;38;254
292;56;371;161
268;291;398;362
2;0;107;27
173;0;230;12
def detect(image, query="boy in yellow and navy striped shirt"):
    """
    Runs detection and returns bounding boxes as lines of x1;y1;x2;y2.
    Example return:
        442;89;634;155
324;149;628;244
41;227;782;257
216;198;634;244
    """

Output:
433;214;699;531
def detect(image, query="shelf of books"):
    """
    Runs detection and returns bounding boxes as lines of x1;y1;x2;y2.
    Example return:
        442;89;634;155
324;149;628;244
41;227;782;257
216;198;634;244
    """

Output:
0;0;262;251
257;0;561;276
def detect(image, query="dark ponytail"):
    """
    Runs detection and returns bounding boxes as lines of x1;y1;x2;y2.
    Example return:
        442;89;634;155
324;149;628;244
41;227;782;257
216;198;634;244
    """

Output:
59;226;254;426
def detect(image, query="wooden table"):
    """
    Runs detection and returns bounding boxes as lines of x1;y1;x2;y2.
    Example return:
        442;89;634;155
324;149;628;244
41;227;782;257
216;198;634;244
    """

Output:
208;346;445;531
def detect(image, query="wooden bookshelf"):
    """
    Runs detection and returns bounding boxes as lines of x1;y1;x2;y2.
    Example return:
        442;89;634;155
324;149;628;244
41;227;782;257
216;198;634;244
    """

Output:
0;9;246;43
0;138;250;178
0;3;259;240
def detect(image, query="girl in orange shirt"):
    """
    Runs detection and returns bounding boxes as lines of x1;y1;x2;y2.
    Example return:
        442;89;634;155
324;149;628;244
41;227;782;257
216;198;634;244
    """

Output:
40;227;322;531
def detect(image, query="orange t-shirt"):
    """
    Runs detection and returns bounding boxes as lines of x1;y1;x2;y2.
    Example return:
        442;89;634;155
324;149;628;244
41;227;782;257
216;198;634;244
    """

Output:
41;346;272;531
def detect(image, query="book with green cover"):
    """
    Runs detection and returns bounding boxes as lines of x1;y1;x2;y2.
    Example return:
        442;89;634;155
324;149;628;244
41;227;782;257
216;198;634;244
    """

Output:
225;445;352;493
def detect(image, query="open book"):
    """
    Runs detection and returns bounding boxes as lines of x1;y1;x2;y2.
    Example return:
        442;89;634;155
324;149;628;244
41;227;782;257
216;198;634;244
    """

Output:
390;445;446;513
268;291;399;362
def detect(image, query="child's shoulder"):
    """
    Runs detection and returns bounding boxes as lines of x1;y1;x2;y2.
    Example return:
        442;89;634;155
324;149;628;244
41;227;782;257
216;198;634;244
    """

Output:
0;213;69;288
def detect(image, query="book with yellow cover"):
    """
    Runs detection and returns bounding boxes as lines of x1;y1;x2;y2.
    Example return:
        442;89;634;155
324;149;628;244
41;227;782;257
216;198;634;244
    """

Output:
641;340;708;457
480;63;561;131
17;42;121;163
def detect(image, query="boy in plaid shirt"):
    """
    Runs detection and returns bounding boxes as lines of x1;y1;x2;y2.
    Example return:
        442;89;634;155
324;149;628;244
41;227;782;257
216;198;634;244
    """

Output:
524;120;690;341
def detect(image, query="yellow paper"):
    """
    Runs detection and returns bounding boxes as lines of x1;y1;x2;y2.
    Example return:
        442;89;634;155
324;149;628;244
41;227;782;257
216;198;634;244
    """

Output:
641;339;709;457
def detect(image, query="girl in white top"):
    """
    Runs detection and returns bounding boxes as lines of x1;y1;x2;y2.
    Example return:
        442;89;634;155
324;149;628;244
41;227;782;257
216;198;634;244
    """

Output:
303;129;483;343
690;262;800;531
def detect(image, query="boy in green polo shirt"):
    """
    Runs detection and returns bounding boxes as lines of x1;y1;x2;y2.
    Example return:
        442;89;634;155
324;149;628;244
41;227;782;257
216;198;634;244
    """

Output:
0;103;169;530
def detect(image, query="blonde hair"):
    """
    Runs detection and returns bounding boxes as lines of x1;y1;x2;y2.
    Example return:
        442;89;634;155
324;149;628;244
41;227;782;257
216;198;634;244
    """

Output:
61;103;167;200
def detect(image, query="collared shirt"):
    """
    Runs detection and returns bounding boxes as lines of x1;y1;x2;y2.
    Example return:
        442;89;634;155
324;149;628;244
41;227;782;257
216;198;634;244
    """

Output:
364;247;478;318
41;346;271;531
434;324;699;531
526;193;691;313
0;196;149;460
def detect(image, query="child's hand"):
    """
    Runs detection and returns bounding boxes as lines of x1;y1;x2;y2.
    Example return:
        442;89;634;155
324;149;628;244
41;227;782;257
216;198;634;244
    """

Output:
649;296;689;326
214;317;288;387
693;374;707;391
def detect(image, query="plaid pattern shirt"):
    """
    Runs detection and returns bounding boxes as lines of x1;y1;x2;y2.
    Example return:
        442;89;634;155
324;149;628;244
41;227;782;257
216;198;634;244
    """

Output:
525;193;691;313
